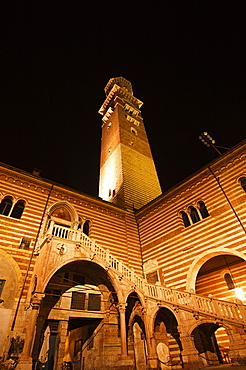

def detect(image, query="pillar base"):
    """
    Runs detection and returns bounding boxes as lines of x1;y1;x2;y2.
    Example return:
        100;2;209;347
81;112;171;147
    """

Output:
16;357;33;370
117;355;134;366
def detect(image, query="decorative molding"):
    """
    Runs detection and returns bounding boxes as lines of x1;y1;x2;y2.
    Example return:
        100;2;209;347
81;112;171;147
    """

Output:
143;259;159;273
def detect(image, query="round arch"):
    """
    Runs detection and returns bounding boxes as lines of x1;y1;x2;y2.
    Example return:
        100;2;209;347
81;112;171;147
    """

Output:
186;248;246;291
32;258;121;369
0;249;22;355
124;288;145;307
153;307;182;368
48;201;78;221
37;256;121;296
0;248;22;289
190;320;233;366
188;317;232;337
39;201;80;238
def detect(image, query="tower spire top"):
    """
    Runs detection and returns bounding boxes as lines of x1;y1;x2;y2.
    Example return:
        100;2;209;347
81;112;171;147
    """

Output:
104;77;133;96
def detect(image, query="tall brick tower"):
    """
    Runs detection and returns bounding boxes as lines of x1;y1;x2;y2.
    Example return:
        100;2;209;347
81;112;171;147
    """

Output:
98;77;162;209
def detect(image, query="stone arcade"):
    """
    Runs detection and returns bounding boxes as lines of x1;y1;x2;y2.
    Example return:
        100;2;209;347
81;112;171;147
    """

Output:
0;77;246;369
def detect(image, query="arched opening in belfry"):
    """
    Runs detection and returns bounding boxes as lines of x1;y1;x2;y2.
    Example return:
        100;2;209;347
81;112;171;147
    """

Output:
126;293;146;370
192;323;231;366
154;308;183;369
195;254;246;302
32;260;118;370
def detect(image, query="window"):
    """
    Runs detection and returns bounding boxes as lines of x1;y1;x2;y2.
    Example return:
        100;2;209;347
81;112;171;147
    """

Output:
0;197;25;219
71;292;86;310
239;177;246;192
109;189;115;198
88;293;101;311
224;273;235;290
131;127;137;135
70;291;101;311
189;206;200;224
180;211;191;228
0;279;6;296
198;201;209;219
83;220;90;236
11;200;25;219
181;201;209;227
0;196;13;216
19;237;32;250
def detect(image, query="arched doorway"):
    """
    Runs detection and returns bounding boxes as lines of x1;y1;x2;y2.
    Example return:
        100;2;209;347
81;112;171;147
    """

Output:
154;308;182;369
195;254;246;302
33;260;118;370
192;323;231;366
126;293;147;370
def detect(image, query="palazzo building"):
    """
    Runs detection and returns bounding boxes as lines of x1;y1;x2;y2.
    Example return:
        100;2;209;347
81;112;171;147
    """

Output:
0;77;246;370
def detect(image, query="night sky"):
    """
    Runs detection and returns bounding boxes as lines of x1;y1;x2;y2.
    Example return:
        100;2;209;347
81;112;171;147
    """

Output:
1;1;245;197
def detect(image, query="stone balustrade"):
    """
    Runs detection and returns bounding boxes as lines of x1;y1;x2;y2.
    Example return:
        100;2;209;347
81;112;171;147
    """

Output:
46;223;246;326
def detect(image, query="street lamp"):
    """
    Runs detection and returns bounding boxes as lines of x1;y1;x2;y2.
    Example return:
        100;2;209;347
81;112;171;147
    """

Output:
198;132;225;155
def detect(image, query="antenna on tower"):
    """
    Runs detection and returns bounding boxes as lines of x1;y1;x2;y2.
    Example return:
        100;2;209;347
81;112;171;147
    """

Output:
199;132;229;155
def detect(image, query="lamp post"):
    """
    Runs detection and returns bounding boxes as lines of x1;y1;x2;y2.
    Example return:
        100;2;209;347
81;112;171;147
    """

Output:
198;132;230;155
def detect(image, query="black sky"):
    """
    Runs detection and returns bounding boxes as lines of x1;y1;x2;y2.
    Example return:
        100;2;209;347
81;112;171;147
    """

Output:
1;1;245;197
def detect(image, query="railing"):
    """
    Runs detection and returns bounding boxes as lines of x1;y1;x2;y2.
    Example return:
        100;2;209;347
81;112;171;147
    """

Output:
46;223;246;326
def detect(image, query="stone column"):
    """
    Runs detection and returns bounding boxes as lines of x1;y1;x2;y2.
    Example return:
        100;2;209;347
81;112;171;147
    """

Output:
143;310;158;369
55;320;69;370
16;293;44;370
118;303;128;359
228;326;246;364
179;335;201;369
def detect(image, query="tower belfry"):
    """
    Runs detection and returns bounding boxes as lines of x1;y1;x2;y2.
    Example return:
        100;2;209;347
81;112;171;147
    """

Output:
98;77;162;209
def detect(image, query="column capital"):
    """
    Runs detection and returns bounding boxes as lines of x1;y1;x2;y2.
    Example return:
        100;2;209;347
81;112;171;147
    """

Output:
31;293;45;309
117;302;127;312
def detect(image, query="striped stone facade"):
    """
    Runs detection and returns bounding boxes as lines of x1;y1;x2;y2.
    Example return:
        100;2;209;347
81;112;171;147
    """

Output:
136;141;246;300
0;78;246;370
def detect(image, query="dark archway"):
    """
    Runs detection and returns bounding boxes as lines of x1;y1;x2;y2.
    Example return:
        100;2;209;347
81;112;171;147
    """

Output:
154;308;183;368
126;293;146;370
33;260;118;370
192;323;231;366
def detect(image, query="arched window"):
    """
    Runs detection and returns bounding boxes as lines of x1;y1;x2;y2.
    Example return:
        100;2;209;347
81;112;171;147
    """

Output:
10;200;25;219
189;206;200;224
50;206;72;228
51;207;71;222
0;196;13;216
224;273;235;290
198;201;209;219
239;177;246;192
180;211;190;227
83;220;90;236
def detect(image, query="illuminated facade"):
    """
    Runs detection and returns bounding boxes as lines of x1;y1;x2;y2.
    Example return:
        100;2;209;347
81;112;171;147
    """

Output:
0;77;246;370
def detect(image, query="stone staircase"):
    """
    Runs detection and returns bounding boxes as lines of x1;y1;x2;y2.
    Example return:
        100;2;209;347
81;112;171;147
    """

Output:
42;223;246;328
